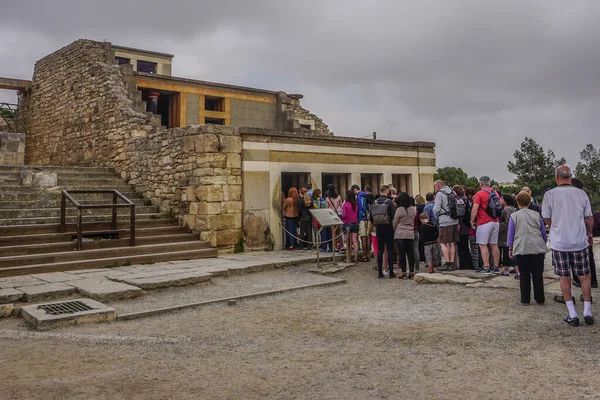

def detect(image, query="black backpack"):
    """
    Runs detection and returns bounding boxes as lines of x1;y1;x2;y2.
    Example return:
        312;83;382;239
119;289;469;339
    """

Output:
442;192;466;220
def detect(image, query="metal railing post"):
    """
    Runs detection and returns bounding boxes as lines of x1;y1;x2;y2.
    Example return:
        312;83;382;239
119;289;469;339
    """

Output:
76;208;83;251
60;193;66;233
129;205;136;247
111;191;118;231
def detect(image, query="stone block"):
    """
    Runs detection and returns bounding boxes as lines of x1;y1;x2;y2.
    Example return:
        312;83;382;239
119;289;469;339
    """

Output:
0;303;14;318
223;185;242;201
0;276;46;289
68;279;143;301
189;202;199;215
18;283;77;301
214;168;232;176
200;230;217;247
193;168;214;177
414;273;477;285
183;214;196;229
221;201;243;214
219;135;242;153
234;212;243;229
20;170;58;187
0;288;24;303
217;229;242;246
195;185;224;202
195;134;219;153
228;176;242;185
182;136;196;152
120;270;213;290
186;186;197;202
226;153;241;168
199;176;228;185
197;201;221;215
197;153;227;168
30;272;82;283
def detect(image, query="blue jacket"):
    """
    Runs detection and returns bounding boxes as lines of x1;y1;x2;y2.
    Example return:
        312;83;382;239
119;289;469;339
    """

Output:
357;191;368;221
423;201;438;226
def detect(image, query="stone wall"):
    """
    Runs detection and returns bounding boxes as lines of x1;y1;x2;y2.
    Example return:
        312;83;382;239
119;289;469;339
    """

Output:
230;98;278;130
0;132;25;165
23;39;242;251
276;93;331;136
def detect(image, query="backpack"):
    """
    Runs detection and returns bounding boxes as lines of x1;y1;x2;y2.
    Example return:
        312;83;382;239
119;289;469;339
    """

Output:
371;199;391;226
483;189;503;219
442;192;466;220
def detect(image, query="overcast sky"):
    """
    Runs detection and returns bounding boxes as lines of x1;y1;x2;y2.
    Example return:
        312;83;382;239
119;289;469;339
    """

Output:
1;0;599;181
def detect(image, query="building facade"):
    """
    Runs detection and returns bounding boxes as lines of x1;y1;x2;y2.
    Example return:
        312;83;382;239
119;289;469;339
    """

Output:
16;39;435;251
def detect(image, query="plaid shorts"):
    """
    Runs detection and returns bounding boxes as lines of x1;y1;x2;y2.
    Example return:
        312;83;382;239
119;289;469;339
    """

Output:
552;248;590;277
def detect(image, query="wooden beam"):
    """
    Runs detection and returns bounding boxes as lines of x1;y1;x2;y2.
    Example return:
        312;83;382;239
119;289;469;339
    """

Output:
0;77;32;91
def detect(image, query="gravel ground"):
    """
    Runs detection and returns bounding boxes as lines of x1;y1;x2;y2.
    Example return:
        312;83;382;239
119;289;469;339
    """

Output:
1;262;599;400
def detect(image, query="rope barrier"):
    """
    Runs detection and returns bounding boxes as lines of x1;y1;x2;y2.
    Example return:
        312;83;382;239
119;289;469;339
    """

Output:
280;223;345;245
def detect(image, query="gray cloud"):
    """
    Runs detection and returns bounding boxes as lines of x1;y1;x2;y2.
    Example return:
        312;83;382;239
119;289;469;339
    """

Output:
2;0;599;180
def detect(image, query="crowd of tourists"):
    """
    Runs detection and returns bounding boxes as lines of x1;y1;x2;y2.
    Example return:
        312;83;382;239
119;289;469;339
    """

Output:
281;165;597;326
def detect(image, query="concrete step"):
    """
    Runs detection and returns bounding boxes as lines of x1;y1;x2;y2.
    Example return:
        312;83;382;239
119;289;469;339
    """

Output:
0;225;191;246
0;248;218;277
0;212;168;226
0;234;202;256
0;185;135;193
0;219;178;236
0;192;144;202
57;177;129;186
0;198;150;209
0;171;122;180
0;206;159;219
0;241;211;268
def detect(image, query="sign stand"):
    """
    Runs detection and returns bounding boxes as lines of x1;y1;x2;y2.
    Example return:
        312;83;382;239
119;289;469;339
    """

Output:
309;208;343;268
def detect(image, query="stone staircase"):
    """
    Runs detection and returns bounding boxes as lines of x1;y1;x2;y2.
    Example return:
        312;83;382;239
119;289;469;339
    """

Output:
0;165;217;277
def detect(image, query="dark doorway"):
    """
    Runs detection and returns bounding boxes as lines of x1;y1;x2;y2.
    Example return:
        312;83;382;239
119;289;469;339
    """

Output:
141;90;178;128
281;172;310;200
392;174;412;194
322;173;351;196
361;174;383;192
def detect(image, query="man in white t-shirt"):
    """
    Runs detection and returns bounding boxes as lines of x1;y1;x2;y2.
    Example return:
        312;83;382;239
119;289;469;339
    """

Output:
542;165;595;326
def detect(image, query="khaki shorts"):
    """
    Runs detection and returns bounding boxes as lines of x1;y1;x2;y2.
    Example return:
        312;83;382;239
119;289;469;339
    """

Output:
359;220;368;237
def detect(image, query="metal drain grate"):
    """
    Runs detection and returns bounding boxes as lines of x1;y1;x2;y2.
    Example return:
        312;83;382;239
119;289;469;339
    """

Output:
37;300;95;316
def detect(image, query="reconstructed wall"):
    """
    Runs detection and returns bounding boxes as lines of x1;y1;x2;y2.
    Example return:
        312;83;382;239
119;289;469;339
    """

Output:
23;39;242;250
230;98;277;130
0;132;25;165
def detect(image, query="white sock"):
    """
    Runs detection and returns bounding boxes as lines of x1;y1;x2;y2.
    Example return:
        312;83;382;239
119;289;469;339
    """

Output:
566;300;578;319
584;301;592;317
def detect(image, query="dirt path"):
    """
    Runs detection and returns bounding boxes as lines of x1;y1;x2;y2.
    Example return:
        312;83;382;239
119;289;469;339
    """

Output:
1;263;599;399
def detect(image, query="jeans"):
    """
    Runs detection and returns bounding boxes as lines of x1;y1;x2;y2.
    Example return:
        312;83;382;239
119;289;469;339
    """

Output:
516;253;545;304
376;225;395;275
413;232;420;271
299;216;313;249
320;227;332;250
285;218;298;249
395;238;415;273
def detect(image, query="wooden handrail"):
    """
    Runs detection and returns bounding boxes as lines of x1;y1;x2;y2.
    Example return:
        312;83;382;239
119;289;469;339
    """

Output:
60;190;136;251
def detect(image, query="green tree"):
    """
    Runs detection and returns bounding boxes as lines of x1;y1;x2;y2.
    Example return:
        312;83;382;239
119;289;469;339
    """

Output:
575;144;600;209
434;167;479;188
507;137;565;200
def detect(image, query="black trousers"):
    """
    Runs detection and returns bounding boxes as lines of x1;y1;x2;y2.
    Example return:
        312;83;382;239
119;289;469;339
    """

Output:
298;216;313;249
458;234;473;269
572;246;598;286
516;253;545;304
394;238;415;273
376;225;395;275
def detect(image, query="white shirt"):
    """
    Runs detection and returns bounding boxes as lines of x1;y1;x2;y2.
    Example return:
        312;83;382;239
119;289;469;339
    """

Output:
542;185;592;252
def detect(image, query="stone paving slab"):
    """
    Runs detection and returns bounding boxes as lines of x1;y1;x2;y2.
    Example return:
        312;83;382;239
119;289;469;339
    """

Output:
30;272;83;283
415;273;478;284
67;270;130;280
0;288;24;303
120;270;213;290
68;279;143;301
0;276;46;289
17;282;77;301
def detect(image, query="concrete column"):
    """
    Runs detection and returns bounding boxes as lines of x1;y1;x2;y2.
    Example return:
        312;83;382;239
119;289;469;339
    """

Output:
310;171;322;192
269;171;283;250
350;172;361;188
383;172;393;187
147;91;160;114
